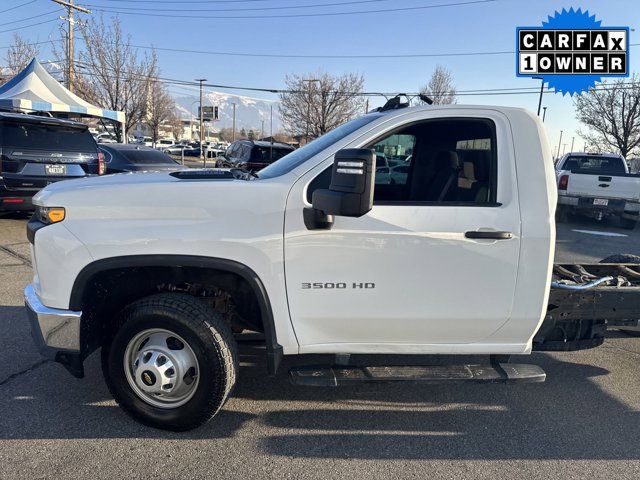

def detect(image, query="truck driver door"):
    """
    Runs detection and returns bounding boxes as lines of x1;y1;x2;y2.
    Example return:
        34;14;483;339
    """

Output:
284;112;521;352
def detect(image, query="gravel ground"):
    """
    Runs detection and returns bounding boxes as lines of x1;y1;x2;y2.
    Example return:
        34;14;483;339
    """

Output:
1;211;639;479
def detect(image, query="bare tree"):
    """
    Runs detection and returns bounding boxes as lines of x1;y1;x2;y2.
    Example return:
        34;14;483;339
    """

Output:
74;17;157;141
1;33;39;83
146;79;175;146
419;65;457;105
575;75;640;158
167;111;184;142
279;72;365;141
217;127;236;143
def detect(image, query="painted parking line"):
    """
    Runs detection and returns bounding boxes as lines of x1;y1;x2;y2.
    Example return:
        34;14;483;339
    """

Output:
571;229;628;237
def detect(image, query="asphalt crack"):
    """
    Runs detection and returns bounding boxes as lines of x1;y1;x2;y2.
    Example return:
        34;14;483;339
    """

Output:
0;245;31;267
0;359;49;387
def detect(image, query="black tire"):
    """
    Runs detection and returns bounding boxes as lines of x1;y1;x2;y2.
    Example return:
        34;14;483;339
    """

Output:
600;254;640;263
620;217;638;230
102;293;238;431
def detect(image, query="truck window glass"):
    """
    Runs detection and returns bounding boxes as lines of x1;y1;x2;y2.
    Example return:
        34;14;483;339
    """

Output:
372;119;497;204
562;155;627;175
259;113;383;179
307;118;497;205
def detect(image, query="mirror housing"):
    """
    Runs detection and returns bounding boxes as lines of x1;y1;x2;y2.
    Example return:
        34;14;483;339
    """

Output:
312;148;376;218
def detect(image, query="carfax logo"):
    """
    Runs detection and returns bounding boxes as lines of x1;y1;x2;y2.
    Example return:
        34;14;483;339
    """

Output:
516;8;629;95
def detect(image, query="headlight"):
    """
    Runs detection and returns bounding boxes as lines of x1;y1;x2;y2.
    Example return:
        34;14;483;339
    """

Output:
35;206;65;224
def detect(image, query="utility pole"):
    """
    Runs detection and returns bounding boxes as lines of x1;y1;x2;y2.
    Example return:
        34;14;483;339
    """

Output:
570;136;575;153
302;78;319;145
232;103;236;142
557;130;563;160
52;0;90;92
261;119;265;140
542;106;547;122
195;78;207;161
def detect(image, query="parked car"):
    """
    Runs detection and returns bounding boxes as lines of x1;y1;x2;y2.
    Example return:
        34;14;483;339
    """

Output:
98;144;185;174
154;139;175;150
162;144;189;155
555;152;640;229
0;112;103;212
135;137;153;147
218;140;295;171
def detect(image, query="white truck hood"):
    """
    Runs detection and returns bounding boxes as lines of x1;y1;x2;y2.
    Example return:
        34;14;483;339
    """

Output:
33;170;250;207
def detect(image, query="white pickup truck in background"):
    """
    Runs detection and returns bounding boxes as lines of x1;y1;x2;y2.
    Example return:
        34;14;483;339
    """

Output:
555;152;640;229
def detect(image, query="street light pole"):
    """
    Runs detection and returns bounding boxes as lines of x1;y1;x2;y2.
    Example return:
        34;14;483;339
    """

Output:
542;106;547;122
570;136;575;153
557;130;563;160
195;78;207;161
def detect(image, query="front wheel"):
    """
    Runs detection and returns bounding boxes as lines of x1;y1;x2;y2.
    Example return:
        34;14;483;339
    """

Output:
102;293;238;431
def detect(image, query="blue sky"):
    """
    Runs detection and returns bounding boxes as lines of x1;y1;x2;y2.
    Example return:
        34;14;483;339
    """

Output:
0;0;638;154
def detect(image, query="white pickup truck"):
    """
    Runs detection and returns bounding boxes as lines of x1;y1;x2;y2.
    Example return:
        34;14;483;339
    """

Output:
555;152;640;229
24;100;640;430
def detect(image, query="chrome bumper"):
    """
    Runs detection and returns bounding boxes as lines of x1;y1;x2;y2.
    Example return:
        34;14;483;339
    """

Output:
24;284;82;353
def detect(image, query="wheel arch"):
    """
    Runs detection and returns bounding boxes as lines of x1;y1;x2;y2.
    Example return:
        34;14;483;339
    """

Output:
70;255;283;375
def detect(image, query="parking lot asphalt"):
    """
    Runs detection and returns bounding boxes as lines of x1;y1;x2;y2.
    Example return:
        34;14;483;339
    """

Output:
1;212;640;479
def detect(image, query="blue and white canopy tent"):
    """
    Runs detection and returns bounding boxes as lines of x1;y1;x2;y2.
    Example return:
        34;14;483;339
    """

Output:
0;58;126;139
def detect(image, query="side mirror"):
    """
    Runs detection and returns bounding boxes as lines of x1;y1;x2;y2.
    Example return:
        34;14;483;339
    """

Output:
304;148;375;230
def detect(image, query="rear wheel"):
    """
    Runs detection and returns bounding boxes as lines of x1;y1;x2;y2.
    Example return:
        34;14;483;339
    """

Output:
102;293;238;431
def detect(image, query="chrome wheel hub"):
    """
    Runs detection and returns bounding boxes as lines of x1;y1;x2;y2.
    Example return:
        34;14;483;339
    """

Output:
124;329;199;409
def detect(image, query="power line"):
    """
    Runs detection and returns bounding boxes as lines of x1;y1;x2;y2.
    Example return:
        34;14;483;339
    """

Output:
0;0;39;15
0;18;59;35
77;40;638;60
0;39;63;50
86;0;499;19
97;0;274;3
0;10;60;28
85;0;435;13
73;60;640;98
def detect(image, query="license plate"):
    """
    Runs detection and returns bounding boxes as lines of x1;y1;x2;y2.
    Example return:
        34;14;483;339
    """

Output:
45;164;66;175
593;198;609;206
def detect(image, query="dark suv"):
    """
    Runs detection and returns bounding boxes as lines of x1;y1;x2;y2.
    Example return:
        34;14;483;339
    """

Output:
0;113;102;211
218;140;294;172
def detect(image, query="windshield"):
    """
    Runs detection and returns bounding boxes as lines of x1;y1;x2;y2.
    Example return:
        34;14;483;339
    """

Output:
258;113;383;178
562;155;627;175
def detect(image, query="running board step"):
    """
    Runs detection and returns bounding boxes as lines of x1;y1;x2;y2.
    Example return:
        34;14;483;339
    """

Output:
289;364;546;387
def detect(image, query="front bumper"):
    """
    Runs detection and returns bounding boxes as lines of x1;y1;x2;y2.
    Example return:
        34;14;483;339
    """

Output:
24;284;85;377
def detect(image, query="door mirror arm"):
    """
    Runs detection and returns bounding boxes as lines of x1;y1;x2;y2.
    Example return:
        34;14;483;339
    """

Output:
303;207;334;230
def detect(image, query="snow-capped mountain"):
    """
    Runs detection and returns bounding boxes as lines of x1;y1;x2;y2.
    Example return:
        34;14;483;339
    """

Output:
173;91;281;133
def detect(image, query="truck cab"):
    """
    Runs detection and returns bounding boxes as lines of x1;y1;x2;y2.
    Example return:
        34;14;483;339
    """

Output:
25;103;564;430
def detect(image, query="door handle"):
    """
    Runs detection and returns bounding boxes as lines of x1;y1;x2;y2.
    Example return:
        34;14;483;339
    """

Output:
465;231;513;240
